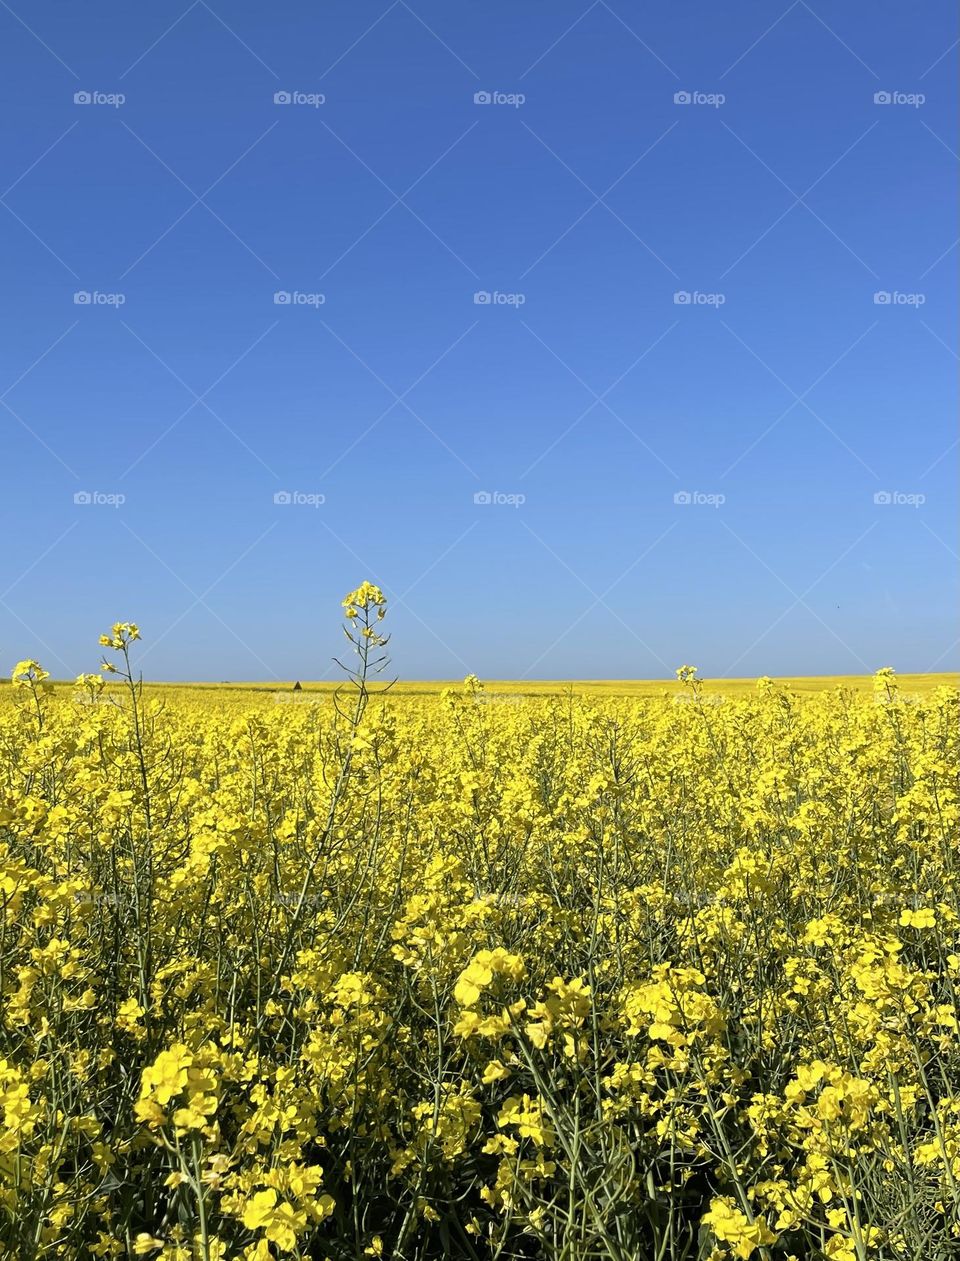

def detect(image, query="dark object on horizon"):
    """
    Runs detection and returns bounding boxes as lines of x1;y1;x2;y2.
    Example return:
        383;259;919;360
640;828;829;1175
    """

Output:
293;681;302;692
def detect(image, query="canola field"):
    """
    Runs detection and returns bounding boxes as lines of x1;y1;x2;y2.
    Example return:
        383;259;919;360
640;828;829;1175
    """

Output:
2;585;959;1261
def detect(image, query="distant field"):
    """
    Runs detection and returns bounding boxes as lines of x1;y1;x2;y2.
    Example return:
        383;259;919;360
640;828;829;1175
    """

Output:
139;672;959;698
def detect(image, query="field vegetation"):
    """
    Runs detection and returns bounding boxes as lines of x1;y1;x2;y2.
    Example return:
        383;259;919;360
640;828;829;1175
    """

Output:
1;585;958;1260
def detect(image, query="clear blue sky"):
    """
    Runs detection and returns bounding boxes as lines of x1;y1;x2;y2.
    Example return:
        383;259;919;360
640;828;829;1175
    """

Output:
2;1;956;681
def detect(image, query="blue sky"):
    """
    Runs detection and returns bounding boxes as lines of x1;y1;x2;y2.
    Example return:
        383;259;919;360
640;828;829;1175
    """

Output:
1;1;956;681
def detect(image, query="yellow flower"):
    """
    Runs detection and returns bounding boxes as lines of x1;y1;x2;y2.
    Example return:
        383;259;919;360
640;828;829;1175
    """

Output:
454;948;525;1007
11;659;49;686
342;582;386;614
242;1188;280;1231
702;1198;777;1259
140;1044;192;1105
481;1059;510;1084
132;1235;165;1255
900;907;936;929
241;1188;308;1252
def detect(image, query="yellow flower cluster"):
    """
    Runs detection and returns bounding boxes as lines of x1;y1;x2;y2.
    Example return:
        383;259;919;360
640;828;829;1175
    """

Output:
0;603;957;1259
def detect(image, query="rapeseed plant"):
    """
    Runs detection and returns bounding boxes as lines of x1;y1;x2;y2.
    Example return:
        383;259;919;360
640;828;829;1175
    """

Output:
0;590;957;1258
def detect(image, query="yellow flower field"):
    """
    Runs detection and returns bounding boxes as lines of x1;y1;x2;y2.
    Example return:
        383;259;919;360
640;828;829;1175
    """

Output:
1;586;958;1260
